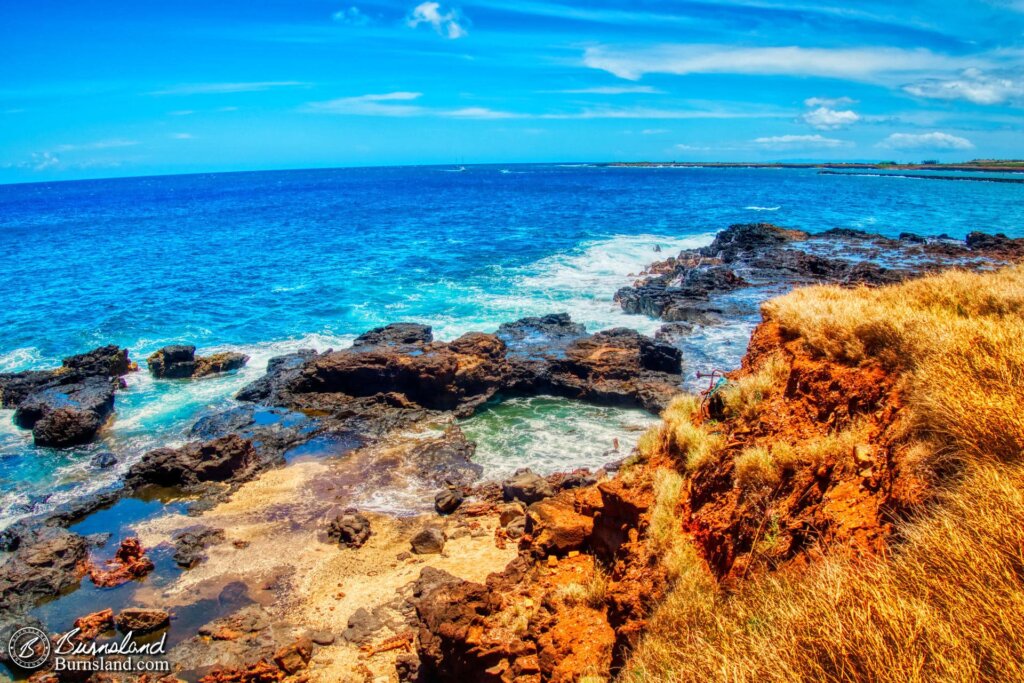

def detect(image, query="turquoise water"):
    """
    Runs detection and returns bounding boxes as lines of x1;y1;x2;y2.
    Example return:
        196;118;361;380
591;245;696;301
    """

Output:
1;164;1023;527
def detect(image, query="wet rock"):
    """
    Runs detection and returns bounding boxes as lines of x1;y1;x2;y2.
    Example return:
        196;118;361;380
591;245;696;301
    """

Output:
0;528;20;552
557;471;597;490
409;426;484;488
965;231;1024;259
410;527;446;555
172;527;226;568
87;537;155;587
496;313;587;351
148;345;249;379
899;232;927;244
434;488;463;515
638;337;683;373
502;468;554;504
234;349;318;404
352;323;433;350
126;434;259;491
116;608;170;634
0;345;132;447
524;497;594;555
91;451;118;469
326;509;371;549
273;636;313;674
0;528;88;614
73;608;114;641
13;376;118;448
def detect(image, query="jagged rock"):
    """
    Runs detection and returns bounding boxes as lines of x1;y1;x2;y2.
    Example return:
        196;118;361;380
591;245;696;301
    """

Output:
0;346;132;447
116;608;170;634
148;345;249;379
411;528;446;555
502;469;554;504
326;509;371;549
126;435;259;491
434;488;463;515
73;608;114;641
499;502;526;527
342;608;385;644
87;537;154;587
172;527;226;568
524;497;594;555
234;349;318;403
91;451;118;468
0;528;88;614
13;376;118;447
496;313;587;350
273;636;313;674
352;323;433;350
395;652;421;682
965;231;1024;258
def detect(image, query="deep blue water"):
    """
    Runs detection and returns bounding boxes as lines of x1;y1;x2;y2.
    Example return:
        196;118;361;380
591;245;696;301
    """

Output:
1;163;1023;526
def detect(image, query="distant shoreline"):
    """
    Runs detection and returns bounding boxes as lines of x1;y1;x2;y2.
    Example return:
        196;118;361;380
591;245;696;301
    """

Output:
605;161;1024;174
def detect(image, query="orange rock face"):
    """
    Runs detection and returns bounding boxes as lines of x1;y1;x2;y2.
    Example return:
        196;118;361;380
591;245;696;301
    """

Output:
73;607;114;640
87;537;155;588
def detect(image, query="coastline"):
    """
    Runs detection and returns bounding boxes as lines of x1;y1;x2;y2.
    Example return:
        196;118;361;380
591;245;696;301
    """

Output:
2;223;1024;681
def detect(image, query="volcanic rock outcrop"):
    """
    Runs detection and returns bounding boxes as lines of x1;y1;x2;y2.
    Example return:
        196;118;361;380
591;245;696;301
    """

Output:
148;344;249;379
0;345;133;447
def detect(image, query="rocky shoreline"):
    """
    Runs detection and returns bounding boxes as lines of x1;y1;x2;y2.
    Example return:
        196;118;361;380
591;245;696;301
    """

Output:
2;224;1023;682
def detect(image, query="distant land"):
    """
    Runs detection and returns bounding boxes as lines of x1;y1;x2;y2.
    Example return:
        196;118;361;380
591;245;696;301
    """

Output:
606;160;1024;173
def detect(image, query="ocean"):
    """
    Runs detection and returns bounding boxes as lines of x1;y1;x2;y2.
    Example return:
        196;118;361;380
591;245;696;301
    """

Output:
2;163;1024;528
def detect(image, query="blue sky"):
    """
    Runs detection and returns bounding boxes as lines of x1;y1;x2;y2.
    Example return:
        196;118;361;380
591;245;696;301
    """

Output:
2;0;1023;182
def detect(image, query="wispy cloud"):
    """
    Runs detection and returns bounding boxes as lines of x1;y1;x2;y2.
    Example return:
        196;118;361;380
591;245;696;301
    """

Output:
304;92;517;118
151;81;309;96
583;45;975;82
332;6;373;26
904;68;1024;105
802;106;860;129
171;133;193;140
53;138;139;152
754;134;850;149
556;85;663;95
878;131;974;150
407;2;468;39
642;128;669;134
804;96;857;108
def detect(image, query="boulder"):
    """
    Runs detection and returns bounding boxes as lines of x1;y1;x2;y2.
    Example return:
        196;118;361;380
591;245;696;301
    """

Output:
172;527;226;568
499;502;526;527
352;323;433;350
273;636;313;675
148;345;249;379
126;434;258;491
502;468;554;505
411;528;446;555
524;497;594;555
91;451;118;469
13;376;118;447
73;608;115;641
434;488;463;515
87;537;155;588
0;528;89;614
326;509;371;549
115;608;170;634
235;349;318;403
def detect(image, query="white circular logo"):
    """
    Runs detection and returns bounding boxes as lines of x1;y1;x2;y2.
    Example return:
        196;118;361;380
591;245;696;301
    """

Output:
8;626;51;670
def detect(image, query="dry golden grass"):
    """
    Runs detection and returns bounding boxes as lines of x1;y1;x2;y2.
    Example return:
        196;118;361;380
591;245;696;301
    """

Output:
624;264;1024;682
654;394;726;472
719;354;788;422
558;567;609;609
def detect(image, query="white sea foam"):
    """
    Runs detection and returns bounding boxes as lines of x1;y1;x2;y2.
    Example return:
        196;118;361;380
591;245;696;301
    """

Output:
745;205;780;211
0;346;49;372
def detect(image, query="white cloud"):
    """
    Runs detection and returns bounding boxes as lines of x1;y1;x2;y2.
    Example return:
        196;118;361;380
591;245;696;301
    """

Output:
171;133;193;140
31;151;61;171
583;45;971;82
305;92;517;119
151;81;308;96
53;139;139;152
804;96;857;108
407;2;467;39
802;106;860;129
306;91;425;116
332;6;372;26
903;68;1024;105
754;134;850;150
642;128;669;134
878;131;974;150
557;85;663;94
